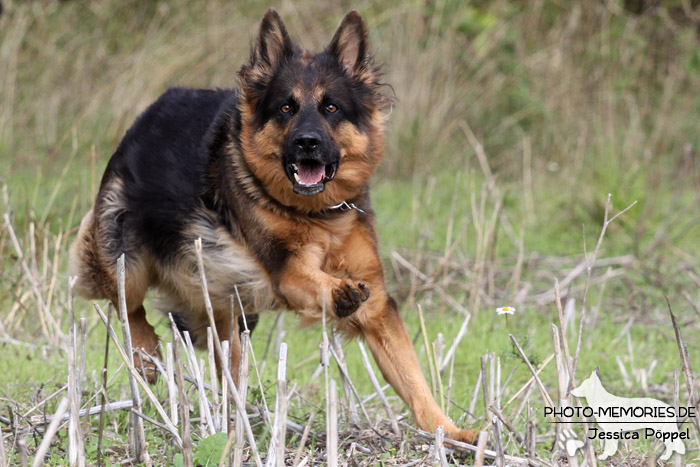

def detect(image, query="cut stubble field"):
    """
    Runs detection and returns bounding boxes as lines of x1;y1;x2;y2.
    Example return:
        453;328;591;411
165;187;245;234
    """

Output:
2;1;700;465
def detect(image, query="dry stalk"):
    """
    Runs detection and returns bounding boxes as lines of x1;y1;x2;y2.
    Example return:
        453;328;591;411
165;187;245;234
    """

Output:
489;406;524;446
233;331;251;467
182;331;215;436
432;341;445;412
330;331;359;425
410;426;535;464
292;411;315;467
218;343;235;467
446;342;456;420
236;289;271;427
52;400;134;421
492;416;504;467
3;213;58;344
31;397;69;467
509;335;554;409
357;341;400;435
207;328;220;431
503;353;554;408
459;120;517;244
115;256;149;465
439;314;470;372
569;195;637;391
0;419;6;467
327;378;338;467
667;299;700;435
78;318;88;432
464;366;482;425
554;280;573;382
276;343;288;467
473;430;489;467
171;322;193;467
221;341;229;433
673;369;682;467
20;383;66;420
532;255;634;305
165;343;178;426
480;354;490;415
194;238;262;467
525;408;537;459
16;437;28;467
417;305;438;396
329;337;374;428
265;342;289;467
434;425;448;467
67;276;85;467
95;303;181;444
551;323;577;466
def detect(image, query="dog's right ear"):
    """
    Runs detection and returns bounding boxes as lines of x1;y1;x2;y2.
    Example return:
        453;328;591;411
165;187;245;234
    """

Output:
251;8;293;72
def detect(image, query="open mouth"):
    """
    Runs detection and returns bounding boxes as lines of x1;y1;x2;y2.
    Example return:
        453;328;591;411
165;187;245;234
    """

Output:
287;159;338;195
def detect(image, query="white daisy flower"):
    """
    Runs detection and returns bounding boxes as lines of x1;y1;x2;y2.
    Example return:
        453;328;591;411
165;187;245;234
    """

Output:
496;306;516;315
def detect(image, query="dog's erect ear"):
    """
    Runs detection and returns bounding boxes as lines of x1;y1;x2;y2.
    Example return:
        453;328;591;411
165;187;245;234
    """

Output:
328;10;369;72
252;8;293;71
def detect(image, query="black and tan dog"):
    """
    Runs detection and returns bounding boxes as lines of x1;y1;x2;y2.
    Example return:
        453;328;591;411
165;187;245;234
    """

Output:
70;8;477;443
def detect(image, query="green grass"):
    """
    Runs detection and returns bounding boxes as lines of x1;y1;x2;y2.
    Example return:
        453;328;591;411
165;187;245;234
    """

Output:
2;0;700;465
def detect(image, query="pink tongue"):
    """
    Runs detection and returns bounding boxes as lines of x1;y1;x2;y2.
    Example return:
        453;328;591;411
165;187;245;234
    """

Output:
298;163;325;185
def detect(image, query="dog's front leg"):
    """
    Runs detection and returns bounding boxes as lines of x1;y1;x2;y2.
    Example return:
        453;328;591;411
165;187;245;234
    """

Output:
334;224;478;443
275;244;369;319
356;296;479;443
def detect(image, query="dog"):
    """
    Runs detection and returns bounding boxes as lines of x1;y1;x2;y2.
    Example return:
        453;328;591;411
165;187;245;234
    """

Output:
571;370;686;460
69;8;477;443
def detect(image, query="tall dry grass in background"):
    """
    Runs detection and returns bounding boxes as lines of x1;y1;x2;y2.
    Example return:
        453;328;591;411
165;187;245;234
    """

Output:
2;1;700;464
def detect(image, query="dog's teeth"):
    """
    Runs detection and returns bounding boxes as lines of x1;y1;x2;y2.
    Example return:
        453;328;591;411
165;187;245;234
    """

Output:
293;172;300;182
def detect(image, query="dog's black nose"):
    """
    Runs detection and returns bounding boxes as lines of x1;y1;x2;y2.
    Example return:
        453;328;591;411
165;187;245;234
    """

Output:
294;132;321;153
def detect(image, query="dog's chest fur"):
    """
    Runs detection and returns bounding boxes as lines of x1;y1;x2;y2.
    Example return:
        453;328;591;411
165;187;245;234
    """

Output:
157;206;357;333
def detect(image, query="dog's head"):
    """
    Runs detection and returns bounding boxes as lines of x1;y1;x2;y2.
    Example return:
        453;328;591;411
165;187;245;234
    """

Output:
237;9;390;212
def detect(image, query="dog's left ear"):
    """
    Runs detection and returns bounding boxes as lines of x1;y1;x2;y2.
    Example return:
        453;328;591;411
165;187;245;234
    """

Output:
328;11;369;73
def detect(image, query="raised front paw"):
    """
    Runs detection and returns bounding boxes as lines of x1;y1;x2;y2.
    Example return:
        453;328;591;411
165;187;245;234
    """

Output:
333;280;370;318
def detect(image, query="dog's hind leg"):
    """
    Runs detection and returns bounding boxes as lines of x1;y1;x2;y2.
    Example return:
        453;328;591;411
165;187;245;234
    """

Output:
107;259;160;383
212;314;242;387
124;304;161;383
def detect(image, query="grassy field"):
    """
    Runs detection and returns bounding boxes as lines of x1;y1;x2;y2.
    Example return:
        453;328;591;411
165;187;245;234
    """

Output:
2;0;700;465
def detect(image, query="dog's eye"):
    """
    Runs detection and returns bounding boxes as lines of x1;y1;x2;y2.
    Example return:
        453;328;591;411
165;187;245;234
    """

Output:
325;103;338;113
280;104;293;114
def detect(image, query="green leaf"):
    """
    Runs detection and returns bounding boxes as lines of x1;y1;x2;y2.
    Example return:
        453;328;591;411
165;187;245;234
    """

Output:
194;432;229;466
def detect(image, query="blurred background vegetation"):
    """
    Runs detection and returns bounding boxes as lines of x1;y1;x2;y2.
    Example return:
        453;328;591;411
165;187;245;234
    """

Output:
2;0;699;253
1;0;700;463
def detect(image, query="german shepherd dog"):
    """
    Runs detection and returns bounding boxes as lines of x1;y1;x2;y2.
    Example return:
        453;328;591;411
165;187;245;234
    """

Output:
70;9;477;443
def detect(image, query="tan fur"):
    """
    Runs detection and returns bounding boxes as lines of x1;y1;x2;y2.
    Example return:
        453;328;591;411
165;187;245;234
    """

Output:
154;212;277;344
70;9;477;444
238;101;383;213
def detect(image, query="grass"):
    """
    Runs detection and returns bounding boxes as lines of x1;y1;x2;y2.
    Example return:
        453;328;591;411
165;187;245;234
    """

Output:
2;0;700;465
